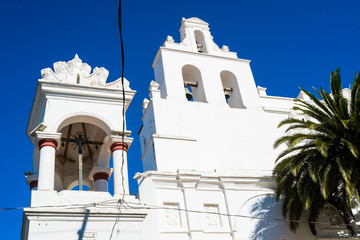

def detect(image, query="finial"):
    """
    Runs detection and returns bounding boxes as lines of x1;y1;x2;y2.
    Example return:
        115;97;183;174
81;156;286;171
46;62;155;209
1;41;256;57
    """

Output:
74;54;81;62
166;36;174;43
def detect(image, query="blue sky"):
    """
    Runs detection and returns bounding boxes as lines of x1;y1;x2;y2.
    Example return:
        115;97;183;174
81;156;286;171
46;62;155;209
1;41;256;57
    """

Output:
1;0;360;238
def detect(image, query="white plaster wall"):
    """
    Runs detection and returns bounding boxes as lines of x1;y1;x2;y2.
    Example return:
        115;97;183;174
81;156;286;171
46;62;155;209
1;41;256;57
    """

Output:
143;97;288;172
25;216;144;240
136;172;320;240
22;191;148;240
43;96;125;134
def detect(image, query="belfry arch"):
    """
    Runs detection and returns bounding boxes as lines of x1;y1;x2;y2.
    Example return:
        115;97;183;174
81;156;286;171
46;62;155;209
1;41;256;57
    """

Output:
55;120;108;191
220;70;245;108
182;64;207;102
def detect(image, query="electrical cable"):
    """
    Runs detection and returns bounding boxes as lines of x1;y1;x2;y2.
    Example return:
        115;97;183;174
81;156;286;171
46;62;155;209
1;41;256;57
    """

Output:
118;0;126;202
3;197;360;231
109;199;123;240
123;200;360;228
109;0;126;238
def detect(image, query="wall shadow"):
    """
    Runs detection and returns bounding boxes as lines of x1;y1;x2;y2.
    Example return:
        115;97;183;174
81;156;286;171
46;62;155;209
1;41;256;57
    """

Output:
78;209;90;240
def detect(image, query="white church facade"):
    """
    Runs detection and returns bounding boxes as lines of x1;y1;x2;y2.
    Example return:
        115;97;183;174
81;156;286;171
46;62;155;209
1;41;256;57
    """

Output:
21;17;349;240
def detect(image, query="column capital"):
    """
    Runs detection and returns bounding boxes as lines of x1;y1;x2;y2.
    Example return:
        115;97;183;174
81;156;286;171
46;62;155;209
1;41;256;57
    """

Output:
93;172;110;181
38;139;58;149
35;132;62;150
89;166;112;181
25;174;38;190
108;135;133;151
110;142;129;153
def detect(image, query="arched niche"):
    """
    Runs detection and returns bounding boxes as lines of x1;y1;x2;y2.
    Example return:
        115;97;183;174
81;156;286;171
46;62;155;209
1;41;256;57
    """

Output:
55;113;112;136
68;179;92;191
182;64;207;103
220;70;245;109
54;117;109;191
194;30;207;53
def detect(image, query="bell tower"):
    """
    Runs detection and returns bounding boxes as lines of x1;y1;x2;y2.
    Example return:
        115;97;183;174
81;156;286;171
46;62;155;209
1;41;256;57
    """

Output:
135;18;320;240
22;55;147;240
140;17;267;173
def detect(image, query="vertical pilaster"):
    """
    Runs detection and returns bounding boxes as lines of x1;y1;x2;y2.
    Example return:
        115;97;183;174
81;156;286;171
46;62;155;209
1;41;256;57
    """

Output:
221;180;236;240
178;171;203;239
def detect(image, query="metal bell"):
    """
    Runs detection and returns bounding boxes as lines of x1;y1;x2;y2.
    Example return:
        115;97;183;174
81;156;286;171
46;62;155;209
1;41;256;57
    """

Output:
185;87;193;101
197;43;203;52
224;90;231;100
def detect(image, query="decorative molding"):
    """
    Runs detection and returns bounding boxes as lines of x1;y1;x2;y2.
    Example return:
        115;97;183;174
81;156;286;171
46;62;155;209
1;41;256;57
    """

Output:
110;142;129;153
89;166;113;181
93;172;110;181
35;132;62;149
166;36;175;43
38;138;58;149
40;54;131;90
108;135;133;151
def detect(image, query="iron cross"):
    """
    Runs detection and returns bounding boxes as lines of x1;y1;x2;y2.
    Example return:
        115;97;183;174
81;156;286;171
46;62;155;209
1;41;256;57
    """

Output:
61;133;102;190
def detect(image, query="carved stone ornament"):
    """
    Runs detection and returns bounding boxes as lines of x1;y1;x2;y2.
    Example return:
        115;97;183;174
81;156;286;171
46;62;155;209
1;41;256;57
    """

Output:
166;35;175;43
40;54;130;90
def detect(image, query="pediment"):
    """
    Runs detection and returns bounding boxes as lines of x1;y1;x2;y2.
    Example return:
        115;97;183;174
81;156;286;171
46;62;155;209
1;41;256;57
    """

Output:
182;17;209;26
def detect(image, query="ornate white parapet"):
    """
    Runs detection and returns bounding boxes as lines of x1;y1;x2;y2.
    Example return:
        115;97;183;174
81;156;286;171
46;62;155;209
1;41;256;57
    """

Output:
40;54;131;90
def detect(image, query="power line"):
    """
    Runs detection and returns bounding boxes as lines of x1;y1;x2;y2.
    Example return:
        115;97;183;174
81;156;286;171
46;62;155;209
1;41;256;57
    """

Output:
109;0;126;238
5;198;359;229
4;197;360;231
124;200;359;228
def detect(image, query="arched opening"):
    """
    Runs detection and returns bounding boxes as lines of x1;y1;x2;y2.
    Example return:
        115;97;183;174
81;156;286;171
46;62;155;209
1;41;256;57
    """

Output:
55;121;108;191
220;71;245;109
71;183;91;191
182;65;207;102
194;30;207;53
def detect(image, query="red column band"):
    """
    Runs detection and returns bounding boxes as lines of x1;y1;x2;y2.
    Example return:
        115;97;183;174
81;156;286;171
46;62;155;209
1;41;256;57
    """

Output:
30;180;38;190
38;139;58;150
93;172;110;181
110;142;128;153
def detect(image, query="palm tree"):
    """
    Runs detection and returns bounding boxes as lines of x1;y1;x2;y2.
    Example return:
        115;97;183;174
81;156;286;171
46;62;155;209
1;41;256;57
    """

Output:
273;69;360;235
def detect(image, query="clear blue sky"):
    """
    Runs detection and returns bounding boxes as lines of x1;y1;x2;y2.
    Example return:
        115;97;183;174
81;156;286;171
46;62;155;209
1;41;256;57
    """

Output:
1;0;360;238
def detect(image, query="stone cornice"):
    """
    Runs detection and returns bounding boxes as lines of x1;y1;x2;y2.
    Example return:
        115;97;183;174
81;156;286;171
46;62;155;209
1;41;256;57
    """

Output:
38;81;136;102
135;169;275;191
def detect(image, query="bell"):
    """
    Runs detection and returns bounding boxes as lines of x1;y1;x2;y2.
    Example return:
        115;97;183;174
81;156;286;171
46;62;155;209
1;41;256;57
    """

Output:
197;43;203;52
185;87;193;101
224;90;231;100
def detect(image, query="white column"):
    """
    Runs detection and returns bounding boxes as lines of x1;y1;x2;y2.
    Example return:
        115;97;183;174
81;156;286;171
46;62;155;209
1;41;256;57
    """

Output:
89;167;112;192
37;139;57;191
111;142;129;195
93;172;110;192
